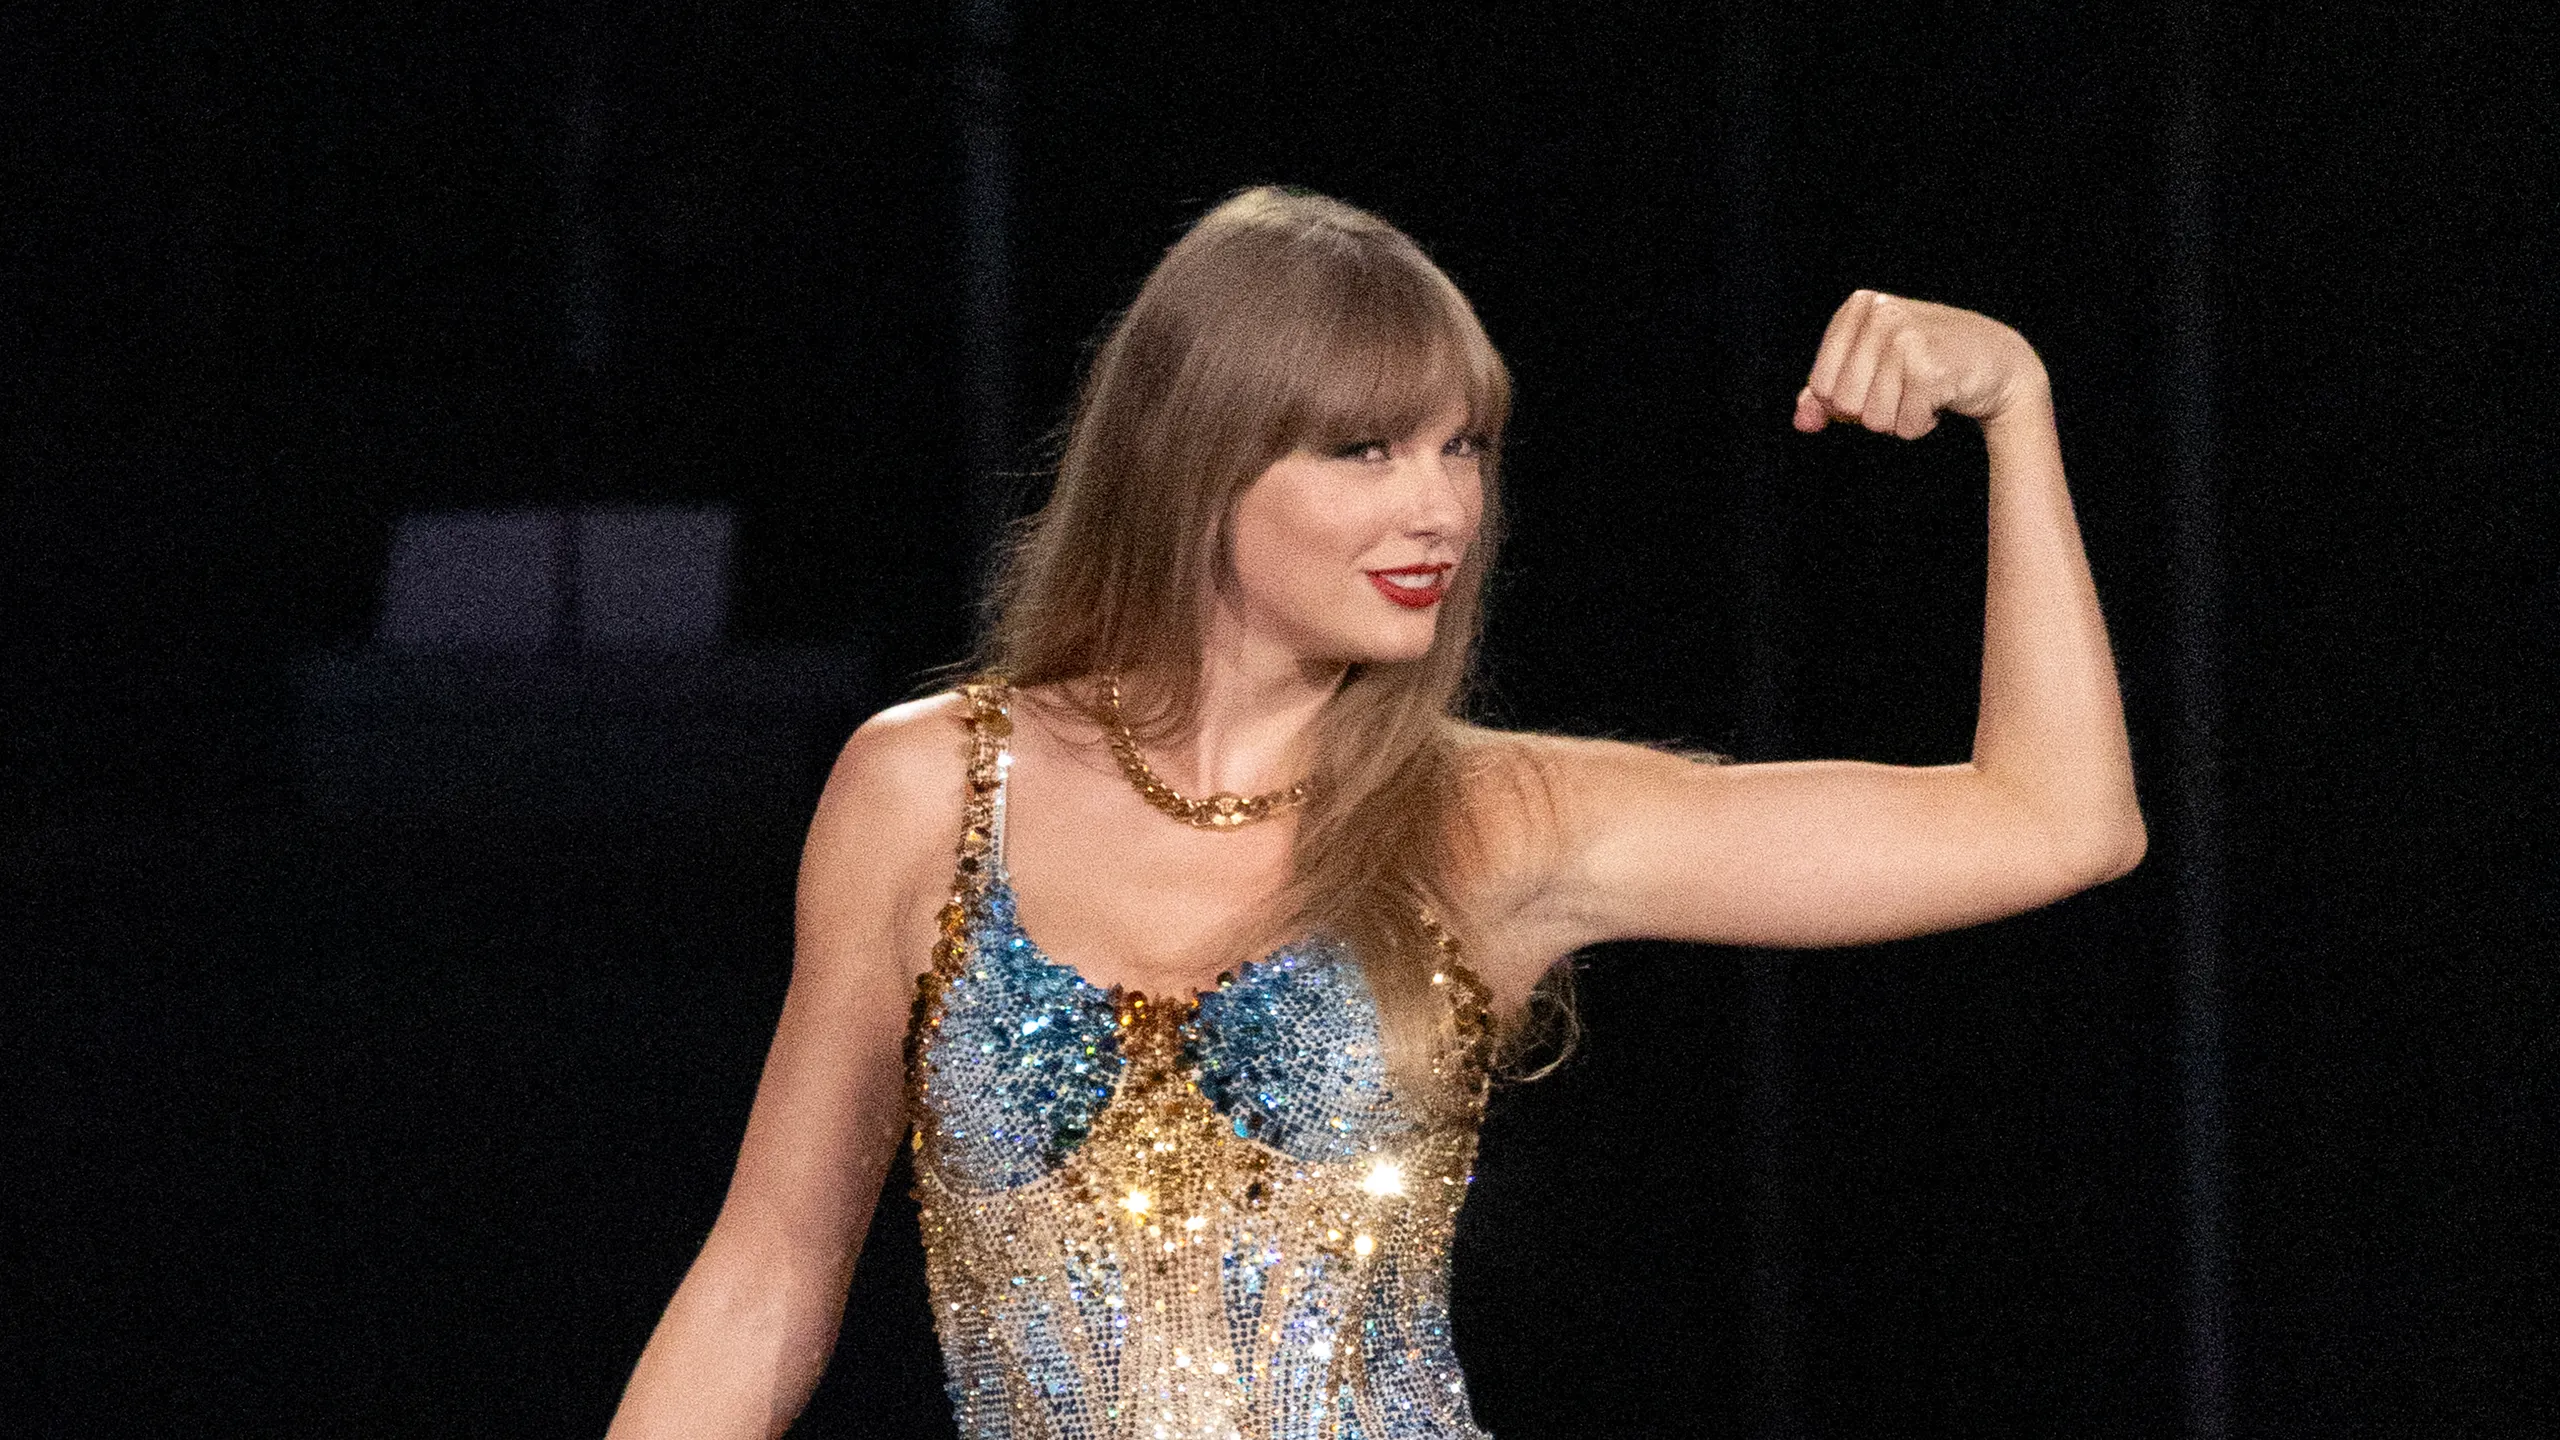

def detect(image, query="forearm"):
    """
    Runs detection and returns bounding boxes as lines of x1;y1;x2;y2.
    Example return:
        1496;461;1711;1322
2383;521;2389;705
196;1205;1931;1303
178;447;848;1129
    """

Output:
1970;364;2144;875
606;1233;852;1440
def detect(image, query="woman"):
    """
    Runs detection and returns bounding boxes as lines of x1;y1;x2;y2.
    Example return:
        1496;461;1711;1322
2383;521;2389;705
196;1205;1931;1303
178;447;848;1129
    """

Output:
607;186;2143;1439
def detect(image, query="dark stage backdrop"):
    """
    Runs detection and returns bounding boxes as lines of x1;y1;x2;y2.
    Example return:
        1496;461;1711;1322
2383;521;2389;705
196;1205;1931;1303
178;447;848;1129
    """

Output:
10;3;2550;1437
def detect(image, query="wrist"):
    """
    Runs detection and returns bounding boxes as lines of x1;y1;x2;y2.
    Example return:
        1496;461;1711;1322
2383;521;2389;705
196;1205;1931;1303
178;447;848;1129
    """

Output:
1979;342;2053;436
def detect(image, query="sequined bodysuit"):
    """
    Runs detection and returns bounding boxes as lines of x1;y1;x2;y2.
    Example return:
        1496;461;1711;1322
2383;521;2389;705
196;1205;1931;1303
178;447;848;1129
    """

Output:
905;683;1497;1440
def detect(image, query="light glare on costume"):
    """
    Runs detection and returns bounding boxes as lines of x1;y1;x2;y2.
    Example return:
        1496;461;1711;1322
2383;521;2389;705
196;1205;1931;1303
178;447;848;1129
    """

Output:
1360;1159;1407;1196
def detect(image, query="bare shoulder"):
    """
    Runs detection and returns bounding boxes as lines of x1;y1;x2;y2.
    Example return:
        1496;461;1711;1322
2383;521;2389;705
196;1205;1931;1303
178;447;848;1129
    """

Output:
817;691;978;825
797;691;979;985
1453;724;1731;820
1446;722;1718;836
1443;723;1732;977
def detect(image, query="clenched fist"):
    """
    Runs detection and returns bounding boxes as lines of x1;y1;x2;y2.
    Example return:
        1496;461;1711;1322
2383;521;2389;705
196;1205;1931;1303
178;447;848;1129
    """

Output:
1792;290;2049;440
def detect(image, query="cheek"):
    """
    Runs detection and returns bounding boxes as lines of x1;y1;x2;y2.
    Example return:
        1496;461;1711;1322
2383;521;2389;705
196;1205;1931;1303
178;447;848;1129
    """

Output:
1230;481;1373;591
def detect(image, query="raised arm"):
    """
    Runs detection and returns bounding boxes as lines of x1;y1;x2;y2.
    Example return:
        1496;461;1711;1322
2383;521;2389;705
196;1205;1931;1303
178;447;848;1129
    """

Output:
1477;292;2143;988
606;699;963;1439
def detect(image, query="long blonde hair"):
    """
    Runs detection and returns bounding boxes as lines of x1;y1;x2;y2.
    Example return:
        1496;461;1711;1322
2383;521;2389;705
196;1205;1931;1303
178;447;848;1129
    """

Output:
979;186;1518;1112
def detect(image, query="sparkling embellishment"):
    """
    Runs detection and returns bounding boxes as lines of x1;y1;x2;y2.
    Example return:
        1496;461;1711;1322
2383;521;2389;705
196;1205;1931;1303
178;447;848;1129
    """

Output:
907;680;1496;1440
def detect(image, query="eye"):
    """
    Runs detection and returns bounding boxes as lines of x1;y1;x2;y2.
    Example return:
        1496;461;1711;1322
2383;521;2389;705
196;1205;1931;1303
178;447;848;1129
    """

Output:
1443;432;1487;459
1332;439;1392;463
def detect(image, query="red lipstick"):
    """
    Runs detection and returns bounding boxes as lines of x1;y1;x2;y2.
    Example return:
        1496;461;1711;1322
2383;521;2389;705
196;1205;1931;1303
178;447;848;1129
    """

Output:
1366;564;1453;609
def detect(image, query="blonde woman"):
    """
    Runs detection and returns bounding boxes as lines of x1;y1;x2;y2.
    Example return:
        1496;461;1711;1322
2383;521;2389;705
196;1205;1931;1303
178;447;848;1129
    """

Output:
608;186;2143;1439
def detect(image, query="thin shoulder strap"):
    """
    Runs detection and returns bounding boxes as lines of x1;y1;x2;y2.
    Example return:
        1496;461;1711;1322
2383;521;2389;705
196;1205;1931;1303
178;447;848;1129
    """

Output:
928;679;1013;981
955;678;1011;888
988;715;1012;878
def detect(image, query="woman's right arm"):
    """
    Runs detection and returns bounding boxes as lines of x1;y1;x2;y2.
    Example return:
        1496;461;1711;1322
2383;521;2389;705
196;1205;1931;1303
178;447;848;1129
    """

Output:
606;697;966;1439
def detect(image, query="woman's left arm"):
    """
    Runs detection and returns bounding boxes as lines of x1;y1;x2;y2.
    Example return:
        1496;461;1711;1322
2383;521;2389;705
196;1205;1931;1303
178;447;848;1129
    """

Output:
1498;292;2145;963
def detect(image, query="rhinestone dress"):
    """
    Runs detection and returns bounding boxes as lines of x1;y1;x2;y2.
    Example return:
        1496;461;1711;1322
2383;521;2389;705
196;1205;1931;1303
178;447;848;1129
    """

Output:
905;682;1498;1440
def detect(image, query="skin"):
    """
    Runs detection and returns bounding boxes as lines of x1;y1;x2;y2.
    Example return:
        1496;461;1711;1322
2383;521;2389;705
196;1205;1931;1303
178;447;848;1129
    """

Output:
605;290;2144;1437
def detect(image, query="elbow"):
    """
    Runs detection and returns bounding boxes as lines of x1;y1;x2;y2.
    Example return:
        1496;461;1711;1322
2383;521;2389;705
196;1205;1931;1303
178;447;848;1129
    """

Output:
1983;766;2149;895
2065;804;2148;889
2098;809;2148;883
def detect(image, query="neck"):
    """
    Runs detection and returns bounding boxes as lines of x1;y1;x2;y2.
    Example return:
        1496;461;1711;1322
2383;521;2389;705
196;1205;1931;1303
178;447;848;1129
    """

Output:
1133;617;1342;799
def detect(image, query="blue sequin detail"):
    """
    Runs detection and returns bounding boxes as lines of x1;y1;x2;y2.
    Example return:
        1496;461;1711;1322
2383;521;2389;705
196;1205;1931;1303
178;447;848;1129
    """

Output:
922;879;1123;1188
1189;942;1411;1162
930;875;1412;1188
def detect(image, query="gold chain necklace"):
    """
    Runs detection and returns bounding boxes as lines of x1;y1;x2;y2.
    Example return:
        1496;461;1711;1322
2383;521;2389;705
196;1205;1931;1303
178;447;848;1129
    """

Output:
1100;676;1310;830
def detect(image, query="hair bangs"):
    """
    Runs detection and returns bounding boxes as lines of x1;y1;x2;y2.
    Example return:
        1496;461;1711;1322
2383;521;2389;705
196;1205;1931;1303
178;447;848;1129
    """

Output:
1280;257;1509;457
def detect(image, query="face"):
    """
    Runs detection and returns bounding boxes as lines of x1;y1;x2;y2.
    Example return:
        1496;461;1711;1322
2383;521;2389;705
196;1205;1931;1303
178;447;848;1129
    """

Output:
1218;397;1486;667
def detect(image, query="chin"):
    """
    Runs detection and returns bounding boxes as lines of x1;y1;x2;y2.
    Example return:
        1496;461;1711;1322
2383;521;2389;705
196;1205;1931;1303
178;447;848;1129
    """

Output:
1335;619;1443;666
1271;596;1446;668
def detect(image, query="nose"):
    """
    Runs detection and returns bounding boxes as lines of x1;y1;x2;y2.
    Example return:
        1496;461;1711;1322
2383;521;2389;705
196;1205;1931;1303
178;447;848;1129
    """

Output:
1395;447;1476;542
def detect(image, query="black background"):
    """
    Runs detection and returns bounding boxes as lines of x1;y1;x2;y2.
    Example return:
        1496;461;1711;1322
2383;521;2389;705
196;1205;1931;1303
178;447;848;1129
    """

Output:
11;2;2552;1436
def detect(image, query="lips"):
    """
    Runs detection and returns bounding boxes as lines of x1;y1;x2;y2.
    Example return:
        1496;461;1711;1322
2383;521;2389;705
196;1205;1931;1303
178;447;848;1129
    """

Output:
1366;564;1453;609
